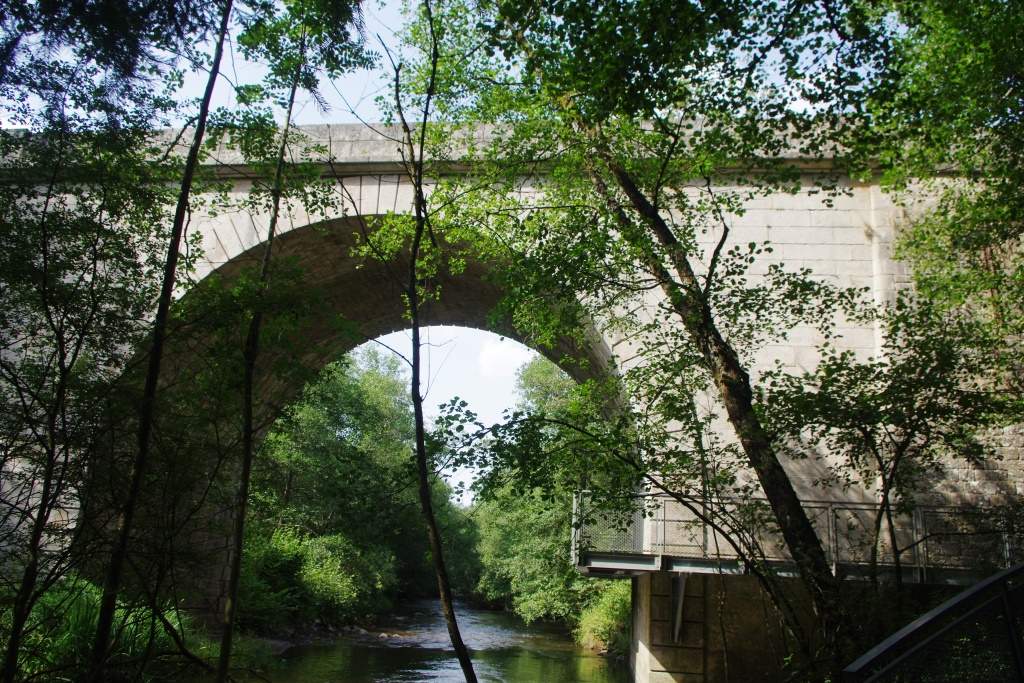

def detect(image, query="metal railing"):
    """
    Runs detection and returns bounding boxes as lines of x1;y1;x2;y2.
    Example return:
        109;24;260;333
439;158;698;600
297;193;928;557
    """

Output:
574;491;1019;580
843;564;1024;682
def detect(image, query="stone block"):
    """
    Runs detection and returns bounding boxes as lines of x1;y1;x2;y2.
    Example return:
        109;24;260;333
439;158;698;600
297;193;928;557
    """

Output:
836;259;874;276
844;274;874;290
774;209;813;227
652;594;706;623
731;225;770;243
833;226;869;245
766;226;810;244
648;671;702;683
779;243;830;261
735;208;778;228
652;620;704;648
651;645;704;674
802;259;838;276
652;571;673;597
831;243;873;261
809;208;851;228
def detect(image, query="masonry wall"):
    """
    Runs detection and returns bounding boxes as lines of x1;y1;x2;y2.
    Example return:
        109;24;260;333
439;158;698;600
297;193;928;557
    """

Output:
191;127;1024;508
633;573;810;683
182;125;1024;631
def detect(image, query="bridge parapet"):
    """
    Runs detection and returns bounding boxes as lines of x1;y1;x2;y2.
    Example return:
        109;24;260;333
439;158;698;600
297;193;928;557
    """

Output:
574;491;1019;585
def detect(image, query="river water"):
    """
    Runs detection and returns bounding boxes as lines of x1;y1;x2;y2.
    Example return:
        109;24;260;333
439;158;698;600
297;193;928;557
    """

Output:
230;600;631;682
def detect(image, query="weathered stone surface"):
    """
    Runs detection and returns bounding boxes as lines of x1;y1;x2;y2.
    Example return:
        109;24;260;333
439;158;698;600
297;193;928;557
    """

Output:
156;126;1023;681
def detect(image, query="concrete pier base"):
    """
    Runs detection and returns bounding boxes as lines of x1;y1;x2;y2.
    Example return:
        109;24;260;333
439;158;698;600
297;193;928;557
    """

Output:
631;572;809;683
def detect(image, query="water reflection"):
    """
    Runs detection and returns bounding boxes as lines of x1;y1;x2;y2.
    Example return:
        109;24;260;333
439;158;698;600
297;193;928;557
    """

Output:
225;601;630;683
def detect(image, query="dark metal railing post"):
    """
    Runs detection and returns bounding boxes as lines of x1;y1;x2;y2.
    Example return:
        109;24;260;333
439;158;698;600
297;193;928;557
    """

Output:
911;508;924;584
571;491;583;565
920;508;931;584
828;503;838;575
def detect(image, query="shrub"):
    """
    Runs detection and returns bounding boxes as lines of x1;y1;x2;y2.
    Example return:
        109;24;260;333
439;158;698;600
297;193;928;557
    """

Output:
238;523;397;632
0;575;185;680
576;580;631;657
299;533;396;619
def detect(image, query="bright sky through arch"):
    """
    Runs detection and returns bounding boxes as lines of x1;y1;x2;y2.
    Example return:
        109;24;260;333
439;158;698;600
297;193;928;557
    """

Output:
358;326;538;504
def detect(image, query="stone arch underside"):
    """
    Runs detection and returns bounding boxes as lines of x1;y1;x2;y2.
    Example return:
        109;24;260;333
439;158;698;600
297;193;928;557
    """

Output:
205;214;614;419
93;214;614;615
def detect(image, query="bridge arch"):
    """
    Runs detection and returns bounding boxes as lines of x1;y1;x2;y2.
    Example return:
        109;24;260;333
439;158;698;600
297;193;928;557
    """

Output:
196;214;614;417
95;212;614;613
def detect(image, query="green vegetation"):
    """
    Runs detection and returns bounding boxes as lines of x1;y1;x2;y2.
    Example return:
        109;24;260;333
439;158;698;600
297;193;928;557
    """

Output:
865;2;1024;400
240;349;629;662
2;0;1023;679
0;576;188;681
476;485;595;624
469;357;632;655
576;582;632;656
239;349;479;634
418;0;1024;673
237;524;397;630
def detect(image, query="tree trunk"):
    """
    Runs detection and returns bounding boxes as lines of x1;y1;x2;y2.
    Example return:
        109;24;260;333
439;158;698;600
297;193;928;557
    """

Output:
410;310;478;683
870;502;885;590
883;494;903;591
216;56;302;683
88;2;234;679
592;149;844;670
392;2;477;677
404;128;478;683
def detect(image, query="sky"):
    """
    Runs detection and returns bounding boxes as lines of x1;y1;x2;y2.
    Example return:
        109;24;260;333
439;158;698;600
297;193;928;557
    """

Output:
182;0;406;127
180;4;534;501
373;326;535;425
356;326;539;502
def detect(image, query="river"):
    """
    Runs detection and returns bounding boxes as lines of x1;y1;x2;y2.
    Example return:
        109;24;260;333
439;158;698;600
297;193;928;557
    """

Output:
224;600;631;682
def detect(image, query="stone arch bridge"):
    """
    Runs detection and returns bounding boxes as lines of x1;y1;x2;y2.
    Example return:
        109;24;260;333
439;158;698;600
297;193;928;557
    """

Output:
112;124;1023;683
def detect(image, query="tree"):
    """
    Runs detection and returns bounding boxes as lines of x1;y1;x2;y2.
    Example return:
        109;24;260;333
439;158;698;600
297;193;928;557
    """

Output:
349;1;489;678
0;54;180;683
438;0;883;670
455;3;1024;670
239;349;479;629
251;350;419;544
87;4;236;677
473;359;605;625
208;1;369;676
0;0;219;88
242;351;410;630
857;1;1024;398
761;296;1016;588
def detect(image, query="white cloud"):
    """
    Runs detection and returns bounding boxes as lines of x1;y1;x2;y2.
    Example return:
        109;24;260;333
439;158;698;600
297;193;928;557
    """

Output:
478;337;535;379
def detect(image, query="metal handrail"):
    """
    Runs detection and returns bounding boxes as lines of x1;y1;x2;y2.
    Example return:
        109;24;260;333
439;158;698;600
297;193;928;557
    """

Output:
574;490;1015;575
581;489;994;515
842;564;1024;682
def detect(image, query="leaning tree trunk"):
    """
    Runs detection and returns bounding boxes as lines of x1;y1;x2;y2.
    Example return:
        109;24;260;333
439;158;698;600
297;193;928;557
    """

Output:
402;100;479;683
409;299;478;683
591;146;845;673
393;2;477;676
215;51;303;683
88;2;234;679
